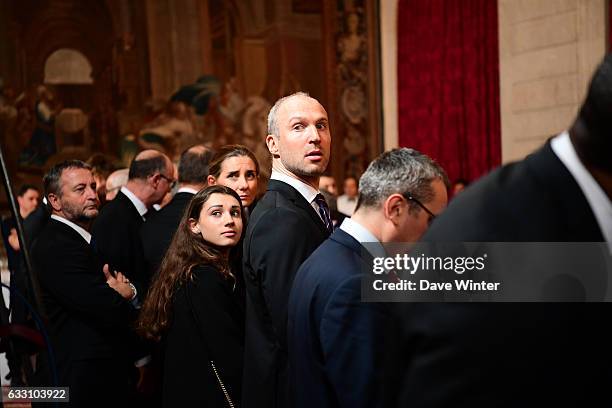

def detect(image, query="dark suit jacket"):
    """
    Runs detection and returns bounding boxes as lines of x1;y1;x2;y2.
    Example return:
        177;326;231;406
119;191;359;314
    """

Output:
288;228;388;408
91;191;146;293
23;204;50;250
242;179;330;408
140;191;194;283
32;218;134;406
163;264;244;407
385;142;612;407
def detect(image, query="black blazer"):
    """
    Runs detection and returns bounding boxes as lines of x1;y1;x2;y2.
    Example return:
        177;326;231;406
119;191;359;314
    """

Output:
140;191;194;283
32;218;134;405
242;179;330;408
163;264;244;407
385;142;612;407
91;191;146;293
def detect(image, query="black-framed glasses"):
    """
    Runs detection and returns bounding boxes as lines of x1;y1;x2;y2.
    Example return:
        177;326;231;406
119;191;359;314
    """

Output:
402;192;436;221
159;174;177;189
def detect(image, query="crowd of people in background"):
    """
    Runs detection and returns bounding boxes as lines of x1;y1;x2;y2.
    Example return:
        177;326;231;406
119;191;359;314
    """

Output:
0;52;611;407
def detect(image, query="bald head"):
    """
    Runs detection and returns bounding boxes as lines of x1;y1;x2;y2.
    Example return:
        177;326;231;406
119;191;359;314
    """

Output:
105;168;129;201
129;150;172;181
267;91;325;138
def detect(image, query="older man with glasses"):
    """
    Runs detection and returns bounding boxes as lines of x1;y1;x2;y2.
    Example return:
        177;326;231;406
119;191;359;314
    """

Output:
288;148;448;408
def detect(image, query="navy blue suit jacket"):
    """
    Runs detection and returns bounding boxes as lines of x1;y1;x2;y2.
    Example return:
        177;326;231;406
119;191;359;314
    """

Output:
288;228;388;408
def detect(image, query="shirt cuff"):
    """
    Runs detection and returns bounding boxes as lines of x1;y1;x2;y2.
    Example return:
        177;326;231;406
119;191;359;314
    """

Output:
134;355;151;368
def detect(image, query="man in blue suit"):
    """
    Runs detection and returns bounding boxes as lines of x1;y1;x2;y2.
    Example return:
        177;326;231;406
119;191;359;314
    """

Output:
288;148;449;408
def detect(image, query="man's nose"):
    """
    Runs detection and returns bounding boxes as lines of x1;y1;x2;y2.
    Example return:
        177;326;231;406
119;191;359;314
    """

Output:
307;124;321;143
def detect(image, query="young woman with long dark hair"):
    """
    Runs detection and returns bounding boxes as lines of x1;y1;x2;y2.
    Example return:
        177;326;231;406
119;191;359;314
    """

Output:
138;185;245;407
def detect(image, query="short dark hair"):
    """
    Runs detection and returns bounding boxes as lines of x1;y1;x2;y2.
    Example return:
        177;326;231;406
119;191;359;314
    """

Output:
178;146;214;184
128;155;168;180
43;160;91;199
572;53;612;172
17;184;39;197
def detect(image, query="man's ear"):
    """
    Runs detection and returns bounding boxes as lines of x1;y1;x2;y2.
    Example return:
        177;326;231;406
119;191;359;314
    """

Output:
207;175;217;186
384;194;405;224
47;193;61;212
150;173;161;187
266;134;280;156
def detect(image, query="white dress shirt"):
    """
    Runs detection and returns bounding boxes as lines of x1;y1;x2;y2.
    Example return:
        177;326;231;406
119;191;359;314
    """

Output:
271;170;326;223
339;217;386;259
50;214;91;244
120;186;148;220
551;131;612;252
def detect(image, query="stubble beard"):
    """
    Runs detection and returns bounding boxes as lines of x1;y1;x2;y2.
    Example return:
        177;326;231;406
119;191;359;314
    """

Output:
283;157;329;180
62;201;98;224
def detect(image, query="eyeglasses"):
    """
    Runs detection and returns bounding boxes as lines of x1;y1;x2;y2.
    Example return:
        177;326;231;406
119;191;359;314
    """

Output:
402;192;437;222
158;174;177;189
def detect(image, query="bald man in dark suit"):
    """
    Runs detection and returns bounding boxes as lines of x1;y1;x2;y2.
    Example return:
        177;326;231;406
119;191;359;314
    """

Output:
242;92;333;407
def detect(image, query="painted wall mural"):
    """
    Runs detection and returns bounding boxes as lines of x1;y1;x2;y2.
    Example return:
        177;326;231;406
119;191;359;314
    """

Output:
0;0;382;203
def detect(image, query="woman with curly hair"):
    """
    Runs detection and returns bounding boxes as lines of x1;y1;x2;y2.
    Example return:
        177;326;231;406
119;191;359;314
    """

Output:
138;185;244;407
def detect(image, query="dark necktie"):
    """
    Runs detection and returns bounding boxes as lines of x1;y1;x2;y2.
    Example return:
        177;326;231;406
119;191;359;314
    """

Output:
314;194;333;233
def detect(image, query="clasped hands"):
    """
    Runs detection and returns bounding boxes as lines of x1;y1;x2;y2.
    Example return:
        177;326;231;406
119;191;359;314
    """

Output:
103;264;135;300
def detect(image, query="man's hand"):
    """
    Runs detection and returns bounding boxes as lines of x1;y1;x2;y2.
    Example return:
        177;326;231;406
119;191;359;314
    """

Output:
103;264;134;300
8;228;20;251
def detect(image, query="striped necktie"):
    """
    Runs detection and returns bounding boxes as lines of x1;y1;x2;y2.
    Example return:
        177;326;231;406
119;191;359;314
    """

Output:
314;193;333;233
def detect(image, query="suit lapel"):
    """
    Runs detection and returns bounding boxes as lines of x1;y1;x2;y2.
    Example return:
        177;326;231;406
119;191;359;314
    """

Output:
268;180;330;237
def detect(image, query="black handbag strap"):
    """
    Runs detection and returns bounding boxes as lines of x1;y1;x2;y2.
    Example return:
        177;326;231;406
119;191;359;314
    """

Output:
184;281;236;408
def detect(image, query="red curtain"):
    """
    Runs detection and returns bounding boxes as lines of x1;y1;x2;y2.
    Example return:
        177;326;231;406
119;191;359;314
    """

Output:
397;0;501;184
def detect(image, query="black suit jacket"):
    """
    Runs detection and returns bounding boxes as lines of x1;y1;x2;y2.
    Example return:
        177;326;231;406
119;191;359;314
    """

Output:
140;191;194;283
385;142;612;407
242;179;330;408
32;218;134;405
91;191;146;293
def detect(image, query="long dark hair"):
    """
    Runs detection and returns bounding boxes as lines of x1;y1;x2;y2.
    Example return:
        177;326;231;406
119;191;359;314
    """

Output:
137;185;244;341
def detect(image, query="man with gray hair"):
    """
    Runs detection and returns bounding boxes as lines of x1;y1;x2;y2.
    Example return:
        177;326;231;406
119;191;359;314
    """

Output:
32;160;136;405
242;91;333;407
288;148;448;408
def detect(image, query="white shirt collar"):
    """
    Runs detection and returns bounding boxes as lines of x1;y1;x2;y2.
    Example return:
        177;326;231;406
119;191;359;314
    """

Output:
51;214;91;244
339;217;386;259
120;186;148;217
271;170;319;204
551;131;612;252
177;187;199;195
